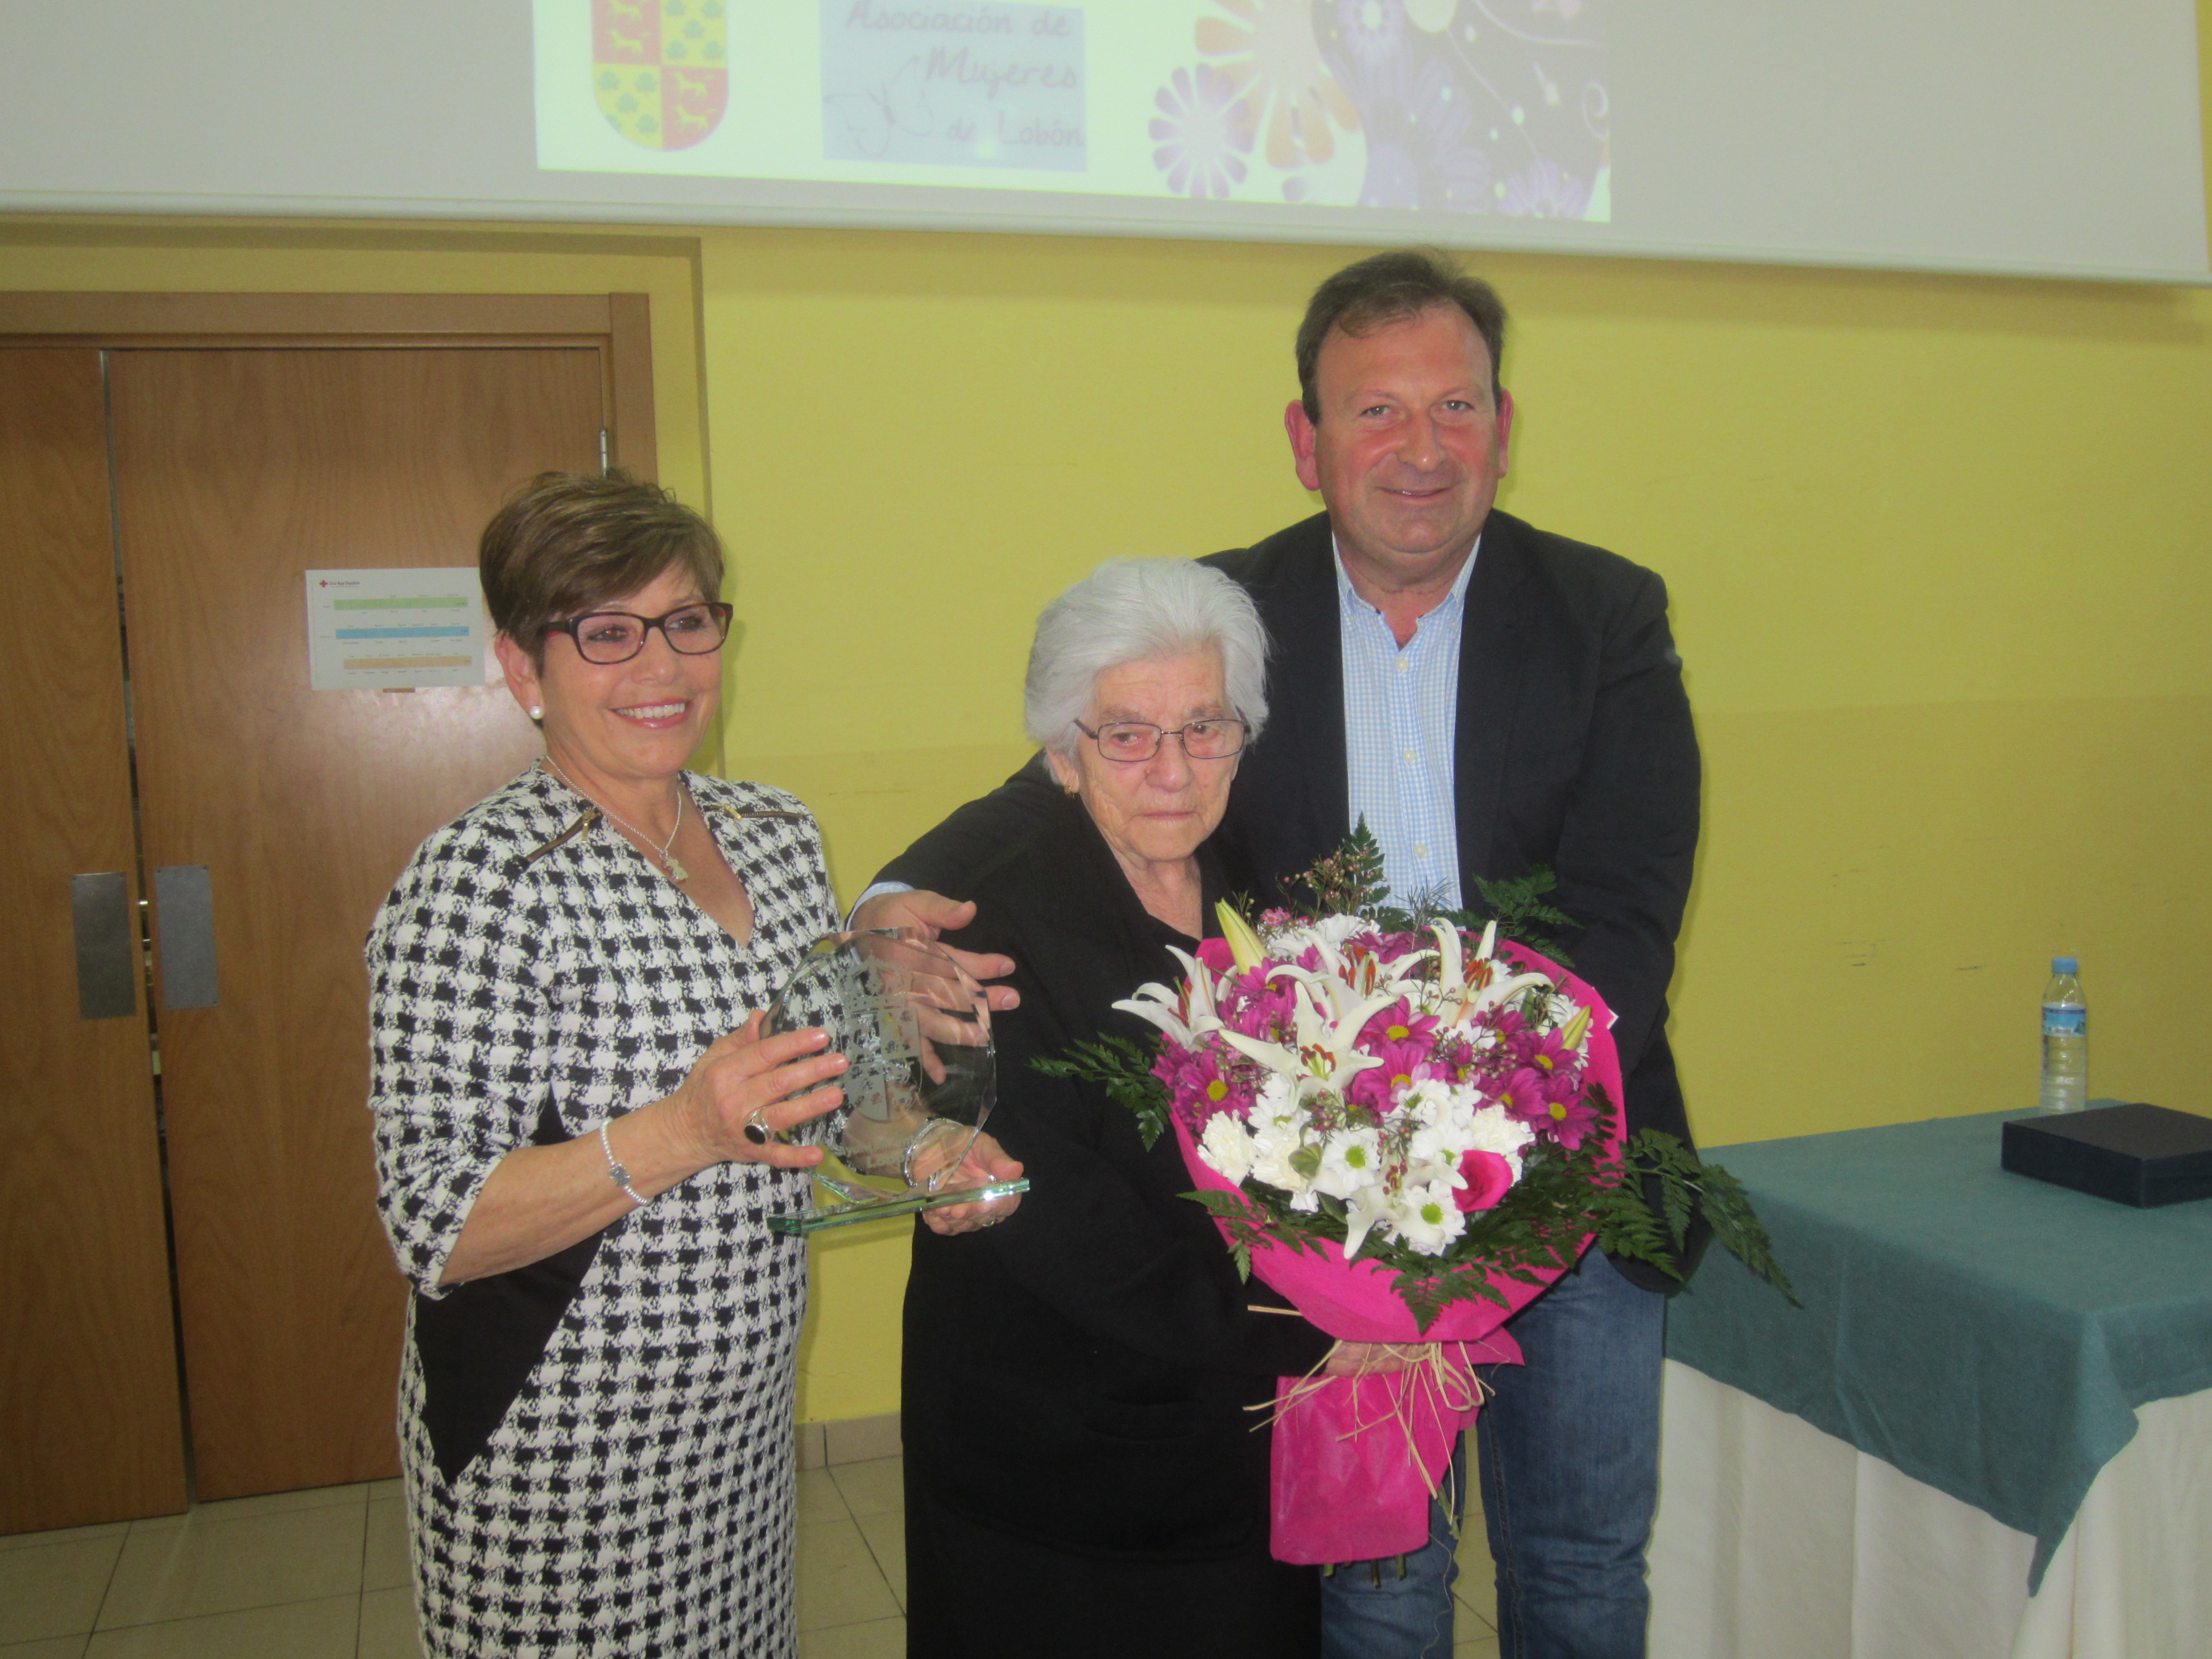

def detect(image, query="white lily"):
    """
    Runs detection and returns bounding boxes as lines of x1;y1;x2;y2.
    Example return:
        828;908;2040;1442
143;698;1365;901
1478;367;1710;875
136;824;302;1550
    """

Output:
1266;953;1414;1029
1432;924;1552;1026
1214;982;1397;1093
1340;1184;1395;1261
1112;946;1224;1047
1557;1003;1593;1055
1216;901;1267;971
1430;921;1466;1000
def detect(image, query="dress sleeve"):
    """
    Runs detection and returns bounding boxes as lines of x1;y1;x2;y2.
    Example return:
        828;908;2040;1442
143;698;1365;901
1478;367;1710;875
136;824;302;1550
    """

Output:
364;825;554;1299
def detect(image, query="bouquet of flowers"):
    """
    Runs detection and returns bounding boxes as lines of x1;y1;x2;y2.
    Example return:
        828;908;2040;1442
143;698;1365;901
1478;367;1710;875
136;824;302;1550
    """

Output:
1039;830;1789;1563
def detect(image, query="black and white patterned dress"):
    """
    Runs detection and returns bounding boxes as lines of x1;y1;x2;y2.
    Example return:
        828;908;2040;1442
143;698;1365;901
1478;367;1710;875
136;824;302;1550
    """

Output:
367;766;838;1658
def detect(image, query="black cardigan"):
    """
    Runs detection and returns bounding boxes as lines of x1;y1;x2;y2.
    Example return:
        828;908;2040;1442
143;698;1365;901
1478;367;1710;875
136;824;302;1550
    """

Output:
901;792;1335;1560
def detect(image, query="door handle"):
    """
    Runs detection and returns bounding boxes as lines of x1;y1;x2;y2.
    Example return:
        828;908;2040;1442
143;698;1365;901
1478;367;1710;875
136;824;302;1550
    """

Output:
152;864;221;1010
70;872;138;1020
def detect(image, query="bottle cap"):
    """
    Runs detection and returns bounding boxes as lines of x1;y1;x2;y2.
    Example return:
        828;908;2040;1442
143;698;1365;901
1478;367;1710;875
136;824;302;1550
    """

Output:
2052;956;2079;975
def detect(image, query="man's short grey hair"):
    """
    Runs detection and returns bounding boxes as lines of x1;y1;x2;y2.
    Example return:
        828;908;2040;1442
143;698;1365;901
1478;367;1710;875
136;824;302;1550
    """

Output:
1024;559;1270;754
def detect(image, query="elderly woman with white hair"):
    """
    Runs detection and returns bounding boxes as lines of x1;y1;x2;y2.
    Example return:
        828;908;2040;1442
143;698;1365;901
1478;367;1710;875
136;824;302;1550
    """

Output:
896;559;1339;1659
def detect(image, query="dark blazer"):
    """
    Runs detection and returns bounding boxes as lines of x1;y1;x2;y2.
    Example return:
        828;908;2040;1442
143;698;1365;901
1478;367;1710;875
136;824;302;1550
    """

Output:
887;508;1702;1162
901;792;1334;1561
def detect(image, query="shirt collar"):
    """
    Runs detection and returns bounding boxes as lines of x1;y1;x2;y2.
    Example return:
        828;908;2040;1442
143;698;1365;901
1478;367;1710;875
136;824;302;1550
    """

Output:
1332;533;1481;630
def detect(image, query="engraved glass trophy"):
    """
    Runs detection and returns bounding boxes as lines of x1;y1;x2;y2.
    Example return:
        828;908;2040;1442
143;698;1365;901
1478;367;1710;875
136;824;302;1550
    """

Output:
762;928;1026;1235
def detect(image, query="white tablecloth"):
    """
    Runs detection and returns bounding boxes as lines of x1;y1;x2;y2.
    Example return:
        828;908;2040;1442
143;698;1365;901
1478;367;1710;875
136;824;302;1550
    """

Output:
1649;1361;2212;1659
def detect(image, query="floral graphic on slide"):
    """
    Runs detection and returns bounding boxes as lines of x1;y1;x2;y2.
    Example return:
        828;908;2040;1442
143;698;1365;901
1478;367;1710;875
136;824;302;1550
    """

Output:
1335;0;1411;74
1150;64;1256;199
593;0;727;152
1357;52;1491;211
1314;0;1609;218
1499;156;1590;217
1195;0;1362;171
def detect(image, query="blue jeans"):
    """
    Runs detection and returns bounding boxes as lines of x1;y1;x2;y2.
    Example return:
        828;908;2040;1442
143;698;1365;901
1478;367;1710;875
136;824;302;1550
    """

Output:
1318;1250;1665;1659
1317;1436;1467;1659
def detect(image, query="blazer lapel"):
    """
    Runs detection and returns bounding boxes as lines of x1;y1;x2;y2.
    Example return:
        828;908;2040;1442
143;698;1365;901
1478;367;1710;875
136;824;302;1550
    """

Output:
1453;513;1532;883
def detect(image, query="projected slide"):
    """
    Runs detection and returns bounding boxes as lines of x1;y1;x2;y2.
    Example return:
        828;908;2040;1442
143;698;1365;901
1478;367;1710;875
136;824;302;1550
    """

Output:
536;0;1610;222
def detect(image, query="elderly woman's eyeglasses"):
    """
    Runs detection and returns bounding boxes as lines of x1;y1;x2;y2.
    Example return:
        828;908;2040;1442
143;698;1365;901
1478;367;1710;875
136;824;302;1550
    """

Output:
1073;718;1249;763
542;602;734;665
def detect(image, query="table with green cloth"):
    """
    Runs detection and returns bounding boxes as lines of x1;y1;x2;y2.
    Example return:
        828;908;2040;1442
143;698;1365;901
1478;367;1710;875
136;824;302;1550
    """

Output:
1648;1107;2212;1659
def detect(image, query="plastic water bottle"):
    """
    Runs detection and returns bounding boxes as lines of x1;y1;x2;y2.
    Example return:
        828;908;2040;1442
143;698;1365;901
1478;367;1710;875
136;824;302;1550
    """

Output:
2039;957;2087;1113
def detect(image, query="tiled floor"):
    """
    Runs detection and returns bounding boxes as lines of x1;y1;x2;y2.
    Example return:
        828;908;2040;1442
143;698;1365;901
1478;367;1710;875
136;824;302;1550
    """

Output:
0;1479;415;1659
3;1457;1501;1657
794;1455;1506;1658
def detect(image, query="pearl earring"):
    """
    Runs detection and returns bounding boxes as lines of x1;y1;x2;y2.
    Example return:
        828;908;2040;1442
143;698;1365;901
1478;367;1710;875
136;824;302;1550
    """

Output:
529;705;544;720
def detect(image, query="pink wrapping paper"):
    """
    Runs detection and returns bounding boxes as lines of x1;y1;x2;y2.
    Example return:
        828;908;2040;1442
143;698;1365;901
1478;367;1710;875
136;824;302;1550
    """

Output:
1173;945;1626;1563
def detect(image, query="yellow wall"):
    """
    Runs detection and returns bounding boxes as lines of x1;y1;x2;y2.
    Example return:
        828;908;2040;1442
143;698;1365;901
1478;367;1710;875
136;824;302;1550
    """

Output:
8;28;2209;1416
703;233;2212;1420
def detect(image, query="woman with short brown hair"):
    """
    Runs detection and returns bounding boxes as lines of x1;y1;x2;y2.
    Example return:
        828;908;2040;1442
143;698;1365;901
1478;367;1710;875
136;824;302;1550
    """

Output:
369;472;885;1656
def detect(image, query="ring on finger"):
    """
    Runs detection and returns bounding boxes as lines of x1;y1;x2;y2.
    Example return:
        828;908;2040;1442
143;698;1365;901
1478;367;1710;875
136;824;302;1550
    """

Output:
742;1109;770;1147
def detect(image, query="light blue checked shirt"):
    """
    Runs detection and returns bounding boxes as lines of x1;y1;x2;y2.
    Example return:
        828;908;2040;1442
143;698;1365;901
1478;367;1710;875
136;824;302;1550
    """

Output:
1336;536;1478;911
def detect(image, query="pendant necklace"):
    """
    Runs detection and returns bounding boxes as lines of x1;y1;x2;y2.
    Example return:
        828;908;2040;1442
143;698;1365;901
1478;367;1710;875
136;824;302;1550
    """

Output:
541;757;690;882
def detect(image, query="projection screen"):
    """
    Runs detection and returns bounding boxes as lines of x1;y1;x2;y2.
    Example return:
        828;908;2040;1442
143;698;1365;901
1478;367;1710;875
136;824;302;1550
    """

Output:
1;0;2205;283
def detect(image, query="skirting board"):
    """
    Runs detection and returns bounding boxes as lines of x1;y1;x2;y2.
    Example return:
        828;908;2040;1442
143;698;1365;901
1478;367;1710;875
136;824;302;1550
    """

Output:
796;1413;902;1472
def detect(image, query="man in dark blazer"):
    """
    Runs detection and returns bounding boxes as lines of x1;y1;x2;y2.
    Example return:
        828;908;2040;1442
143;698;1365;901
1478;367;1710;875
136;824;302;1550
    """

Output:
863;250;1700;1659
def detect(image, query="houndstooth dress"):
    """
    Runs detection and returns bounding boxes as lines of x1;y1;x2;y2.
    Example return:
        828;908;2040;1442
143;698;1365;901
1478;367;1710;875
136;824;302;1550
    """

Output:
367;766;837;1659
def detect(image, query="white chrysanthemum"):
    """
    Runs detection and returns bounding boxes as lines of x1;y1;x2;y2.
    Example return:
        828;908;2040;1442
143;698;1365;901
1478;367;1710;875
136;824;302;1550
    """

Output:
1311;1127;1383;1202
1390;1178;1469;1255
1269;912;1367;959
1462;1105;1538;1181
1198;1113;1256;1185
1543;992;1580;1030
1248;1114;1312;1194
1401;1079;1480;1166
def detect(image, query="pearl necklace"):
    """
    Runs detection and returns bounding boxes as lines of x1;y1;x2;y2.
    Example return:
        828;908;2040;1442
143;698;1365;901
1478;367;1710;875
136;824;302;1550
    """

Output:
540;757;690;882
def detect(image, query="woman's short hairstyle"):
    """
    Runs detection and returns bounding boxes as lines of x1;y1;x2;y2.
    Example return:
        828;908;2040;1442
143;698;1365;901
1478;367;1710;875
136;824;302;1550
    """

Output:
1024;559;1271;754
480;471;725;664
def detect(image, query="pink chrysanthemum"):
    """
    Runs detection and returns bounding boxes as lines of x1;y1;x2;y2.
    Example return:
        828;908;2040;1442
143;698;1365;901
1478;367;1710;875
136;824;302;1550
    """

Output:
1358;999;1439;1051
1537;1088;1603;1150
1520;1029;1584;1098
1345;1031;1430;1110
1497;1067;1552;1129
1154;1044;1256;1133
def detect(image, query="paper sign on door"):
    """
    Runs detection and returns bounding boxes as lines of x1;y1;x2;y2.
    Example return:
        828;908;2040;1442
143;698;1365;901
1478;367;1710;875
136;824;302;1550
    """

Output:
306;569;491;691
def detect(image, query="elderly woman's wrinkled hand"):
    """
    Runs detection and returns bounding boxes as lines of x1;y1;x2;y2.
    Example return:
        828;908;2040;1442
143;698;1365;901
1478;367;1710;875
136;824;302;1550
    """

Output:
852;889;1021;1012
674;1011;848;1167
920;1131;1025;1236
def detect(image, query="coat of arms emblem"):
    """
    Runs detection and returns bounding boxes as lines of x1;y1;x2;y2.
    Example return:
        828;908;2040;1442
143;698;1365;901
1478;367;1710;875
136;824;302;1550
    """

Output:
593;0;727;151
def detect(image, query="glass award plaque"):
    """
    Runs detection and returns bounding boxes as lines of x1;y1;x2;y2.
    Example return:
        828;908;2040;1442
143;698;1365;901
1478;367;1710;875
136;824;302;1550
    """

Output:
762;928;1027;1235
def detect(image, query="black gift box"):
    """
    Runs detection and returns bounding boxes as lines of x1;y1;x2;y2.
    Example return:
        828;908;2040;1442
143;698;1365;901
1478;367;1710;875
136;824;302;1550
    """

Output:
2001;1103;2212;1207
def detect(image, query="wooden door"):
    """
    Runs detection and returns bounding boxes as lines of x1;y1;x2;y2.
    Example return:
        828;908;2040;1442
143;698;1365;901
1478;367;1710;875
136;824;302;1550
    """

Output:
0;350;189;1532
108;347;604;1498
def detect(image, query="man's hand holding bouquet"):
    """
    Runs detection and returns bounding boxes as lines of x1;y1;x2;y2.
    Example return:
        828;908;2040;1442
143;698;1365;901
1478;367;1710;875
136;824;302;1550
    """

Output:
1038;828;1792;1563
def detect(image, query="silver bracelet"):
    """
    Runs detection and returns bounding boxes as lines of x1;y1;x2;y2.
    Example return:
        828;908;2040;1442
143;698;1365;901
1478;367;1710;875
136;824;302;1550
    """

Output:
599;1119;646;1208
